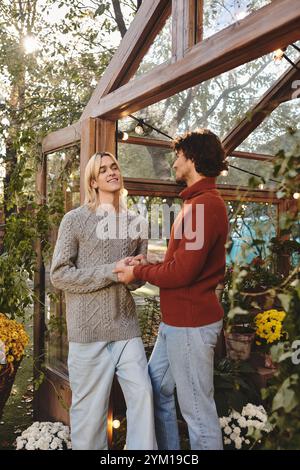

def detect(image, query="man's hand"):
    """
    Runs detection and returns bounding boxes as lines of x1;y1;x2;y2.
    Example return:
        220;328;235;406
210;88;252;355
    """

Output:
113;265;135;285
128;254;148;266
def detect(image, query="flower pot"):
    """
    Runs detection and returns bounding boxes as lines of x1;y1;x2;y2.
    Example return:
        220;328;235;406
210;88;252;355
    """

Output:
224;329;255;361
0;360;21;419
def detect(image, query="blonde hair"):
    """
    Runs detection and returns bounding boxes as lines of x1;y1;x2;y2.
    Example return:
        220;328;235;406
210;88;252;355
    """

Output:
84;151;127;212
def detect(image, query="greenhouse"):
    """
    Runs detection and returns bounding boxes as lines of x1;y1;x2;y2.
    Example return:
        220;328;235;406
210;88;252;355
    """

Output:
0;0;299;453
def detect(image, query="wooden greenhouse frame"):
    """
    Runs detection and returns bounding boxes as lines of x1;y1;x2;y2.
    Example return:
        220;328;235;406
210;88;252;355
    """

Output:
35;0;300;445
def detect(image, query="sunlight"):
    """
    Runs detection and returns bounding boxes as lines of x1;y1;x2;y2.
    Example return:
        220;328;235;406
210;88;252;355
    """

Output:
23;35;39;54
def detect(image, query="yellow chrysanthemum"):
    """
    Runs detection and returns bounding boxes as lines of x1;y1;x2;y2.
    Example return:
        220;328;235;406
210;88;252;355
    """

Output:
0;313;29;367
255;309;286;344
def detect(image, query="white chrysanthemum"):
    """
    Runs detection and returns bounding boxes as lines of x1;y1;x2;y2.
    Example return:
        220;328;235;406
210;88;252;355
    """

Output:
16;439;26;450
25;443;36;450
224;426;232;435
237;416;247;428
233;426;241;435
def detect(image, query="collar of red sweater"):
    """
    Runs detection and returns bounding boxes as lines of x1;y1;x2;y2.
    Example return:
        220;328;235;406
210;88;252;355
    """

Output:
179;176;217;201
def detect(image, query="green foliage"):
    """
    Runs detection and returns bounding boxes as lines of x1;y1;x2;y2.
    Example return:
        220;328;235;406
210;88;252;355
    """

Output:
214;358;261;417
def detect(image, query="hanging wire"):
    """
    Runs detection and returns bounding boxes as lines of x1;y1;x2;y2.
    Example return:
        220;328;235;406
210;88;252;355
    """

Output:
121;115;281;185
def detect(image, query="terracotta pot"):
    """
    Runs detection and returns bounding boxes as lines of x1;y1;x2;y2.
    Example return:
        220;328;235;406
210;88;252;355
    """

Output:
224;330;255;361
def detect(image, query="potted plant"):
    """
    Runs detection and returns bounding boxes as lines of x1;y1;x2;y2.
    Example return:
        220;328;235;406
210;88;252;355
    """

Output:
0;313;29;419
251;309;287;369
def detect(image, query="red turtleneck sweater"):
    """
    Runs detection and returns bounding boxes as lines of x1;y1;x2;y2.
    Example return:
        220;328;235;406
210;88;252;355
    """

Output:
133;177;229;327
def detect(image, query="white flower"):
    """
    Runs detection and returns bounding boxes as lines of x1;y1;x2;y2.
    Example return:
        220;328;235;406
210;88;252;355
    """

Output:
15;421;71;450
237;416;247;428
233;427;241;435
50;440;58;450
219;417;228;428
25;443;36;450
16;439;26;450
224;426;232;435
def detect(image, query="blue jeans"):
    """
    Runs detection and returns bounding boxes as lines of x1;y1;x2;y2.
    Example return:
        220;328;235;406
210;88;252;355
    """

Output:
148;320;223;450
68;337;157;450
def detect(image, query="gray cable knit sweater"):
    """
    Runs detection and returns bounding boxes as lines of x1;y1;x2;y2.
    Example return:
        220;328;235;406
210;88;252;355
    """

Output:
50;204;148;343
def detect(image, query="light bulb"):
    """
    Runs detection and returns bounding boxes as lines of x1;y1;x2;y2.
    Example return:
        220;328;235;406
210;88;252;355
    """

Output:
122;132;129;141
221;170;228;177
259;183;264;190
293;192;300;200
236;11;247;21
112;420;120;429
135;123;144;135
273;49;284;64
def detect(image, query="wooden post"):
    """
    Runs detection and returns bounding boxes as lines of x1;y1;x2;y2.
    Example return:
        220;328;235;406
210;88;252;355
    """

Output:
80;118;116;204
80;118;116;448
172;0;203;61
33;152;47;420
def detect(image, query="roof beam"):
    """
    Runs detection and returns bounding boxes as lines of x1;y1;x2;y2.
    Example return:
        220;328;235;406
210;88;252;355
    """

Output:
223;57;300;155
80;0;171;121
89;0;300;119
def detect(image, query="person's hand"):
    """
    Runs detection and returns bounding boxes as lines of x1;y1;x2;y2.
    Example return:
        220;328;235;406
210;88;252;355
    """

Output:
128;254;148;266
115;257;134;271
113;265;135;284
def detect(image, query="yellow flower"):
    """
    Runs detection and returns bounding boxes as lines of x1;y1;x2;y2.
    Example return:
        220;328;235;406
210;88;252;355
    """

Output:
255;309;286;344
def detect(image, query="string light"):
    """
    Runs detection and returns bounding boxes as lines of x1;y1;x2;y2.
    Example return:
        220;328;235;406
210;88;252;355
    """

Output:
293;192;300;200
273;45;300;70
135;121;145;135
236;11;247;21
273;48;285;64
112;420;120;429
118;117;283;189
117;131;129;141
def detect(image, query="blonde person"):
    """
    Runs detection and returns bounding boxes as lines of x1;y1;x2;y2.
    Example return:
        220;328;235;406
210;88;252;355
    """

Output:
50;152;156;450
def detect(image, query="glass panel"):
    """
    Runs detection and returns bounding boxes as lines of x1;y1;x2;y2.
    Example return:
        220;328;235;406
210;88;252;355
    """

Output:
118;142;175;181
121;50;298;143
237;100;300;154
203;0;272;39
218;156;276;189
127;194;181;353
226;201;278;264
133;16;172;78
45;145;80;374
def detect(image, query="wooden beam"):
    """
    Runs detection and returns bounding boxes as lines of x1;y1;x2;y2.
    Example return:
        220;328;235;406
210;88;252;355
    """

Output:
95;118;116;155
231;151;274;161
80;118;96;204
80;118;116;204
223;56;300;155
124;177;279;201
42;121;82;154
88;0;300;119
119;136;274;160
118;135;172;148
33;153;47;420
172;0;203;61
80;0;171;121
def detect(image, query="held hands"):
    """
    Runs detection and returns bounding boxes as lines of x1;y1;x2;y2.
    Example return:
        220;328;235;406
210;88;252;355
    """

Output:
113;255;148;284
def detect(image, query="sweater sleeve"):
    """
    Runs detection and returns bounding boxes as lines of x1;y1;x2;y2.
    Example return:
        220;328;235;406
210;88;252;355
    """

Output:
50;212;118;294
133;202;219;289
